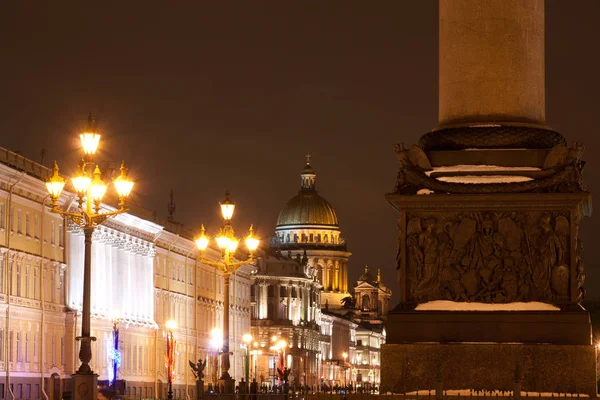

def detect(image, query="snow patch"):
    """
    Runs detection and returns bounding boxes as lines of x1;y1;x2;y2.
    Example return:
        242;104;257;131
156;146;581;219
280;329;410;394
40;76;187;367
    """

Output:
407;390;588;397
417;189;434;195
436;175;533;184
425;165;540;175
415;300;560;311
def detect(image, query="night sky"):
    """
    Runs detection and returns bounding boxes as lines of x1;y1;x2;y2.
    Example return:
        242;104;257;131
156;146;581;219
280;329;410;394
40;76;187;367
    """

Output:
1;1;598;304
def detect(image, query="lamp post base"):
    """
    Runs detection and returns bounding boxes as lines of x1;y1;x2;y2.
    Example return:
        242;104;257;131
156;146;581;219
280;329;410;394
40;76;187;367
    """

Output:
71;372;98;400
219;377;236;394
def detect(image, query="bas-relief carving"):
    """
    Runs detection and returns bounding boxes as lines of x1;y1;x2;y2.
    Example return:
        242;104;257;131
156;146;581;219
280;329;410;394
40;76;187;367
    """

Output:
400;211;575;304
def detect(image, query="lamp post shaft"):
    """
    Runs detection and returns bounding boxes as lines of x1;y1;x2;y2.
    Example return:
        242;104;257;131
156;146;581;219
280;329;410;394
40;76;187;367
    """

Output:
77;226;95;373
245;347;250;384
167;331;174;400
221;273;231;379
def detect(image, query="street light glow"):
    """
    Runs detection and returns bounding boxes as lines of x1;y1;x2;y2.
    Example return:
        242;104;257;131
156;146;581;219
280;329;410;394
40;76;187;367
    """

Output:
220;190;235;221
165;320;177;331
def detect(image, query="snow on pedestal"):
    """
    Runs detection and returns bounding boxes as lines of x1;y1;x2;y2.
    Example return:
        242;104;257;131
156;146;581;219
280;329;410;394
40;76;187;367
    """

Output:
415;300;560;311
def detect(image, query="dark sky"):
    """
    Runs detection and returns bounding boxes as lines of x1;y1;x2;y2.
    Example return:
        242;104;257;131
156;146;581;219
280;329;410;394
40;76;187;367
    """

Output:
1;1;598;304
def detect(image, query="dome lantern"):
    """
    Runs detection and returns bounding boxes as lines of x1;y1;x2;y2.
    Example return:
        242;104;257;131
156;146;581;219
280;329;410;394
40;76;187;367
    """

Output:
301;153;316;191
276;155;339;227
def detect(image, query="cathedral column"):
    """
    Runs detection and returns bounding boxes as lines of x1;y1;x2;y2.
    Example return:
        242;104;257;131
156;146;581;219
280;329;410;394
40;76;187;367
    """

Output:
334;261;340;291
274;282;280;320
286;284;292;320
320;259;327;290
343;263;348;292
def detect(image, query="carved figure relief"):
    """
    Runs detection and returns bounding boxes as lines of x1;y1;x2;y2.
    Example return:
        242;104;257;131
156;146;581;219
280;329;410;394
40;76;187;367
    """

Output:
401;211;573;304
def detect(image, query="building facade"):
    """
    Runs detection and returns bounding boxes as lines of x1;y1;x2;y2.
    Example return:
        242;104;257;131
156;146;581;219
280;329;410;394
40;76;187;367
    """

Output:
252;157;390;391
249;253;322;389
0;147;253;399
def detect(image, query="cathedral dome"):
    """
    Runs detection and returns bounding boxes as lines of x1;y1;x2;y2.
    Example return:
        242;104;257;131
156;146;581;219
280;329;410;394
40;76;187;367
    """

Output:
358;266;376;284
277;192;339;226
276;155;339;227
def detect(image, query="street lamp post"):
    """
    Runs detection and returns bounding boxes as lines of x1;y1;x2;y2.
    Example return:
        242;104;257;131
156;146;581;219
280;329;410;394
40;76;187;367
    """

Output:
110;311;122;399
250;343;262;383
209;328;223;388
195;191;260;393
342;352;348;389
165;320;177;400
242;333;252;387
45;114;134;400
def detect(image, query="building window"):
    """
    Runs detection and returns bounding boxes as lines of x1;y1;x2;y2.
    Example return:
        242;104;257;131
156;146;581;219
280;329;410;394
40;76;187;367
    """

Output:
294;234;298;243
16;332;21;362
59;224;64;246
309;233;314;242
24;264;29;298
25;333;29;362
10;207;14;232
0;203;4;229
50;269;56;303
34;215;39;238
16;263;21;297
8;331;13;362
286;234;290;243
25;212;30;236
50;221;55;245
61;336;65;365
33;267;39;300
51;334;56;364
17;209;22;233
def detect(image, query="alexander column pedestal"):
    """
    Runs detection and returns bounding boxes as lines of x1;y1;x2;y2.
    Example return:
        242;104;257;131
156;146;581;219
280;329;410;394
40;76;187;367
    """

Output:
383;173;594;394
382;0;595;395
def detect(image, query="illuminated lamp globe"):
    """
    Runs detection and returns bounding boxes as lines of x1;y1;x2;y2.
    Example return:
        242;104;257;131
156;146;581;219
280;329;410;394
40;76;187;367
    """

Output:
80;114;101;155
227;238;239;253
80;133;101;155
71;161;91;197
165;320;177;331
195;225;210;252
89;166;108;202
46;161;66;199
216;234;231;250
110;310;121;323
113;161;134;199
220;190;235;221
242;333;253;344
277;340;287;350
245;225;260;252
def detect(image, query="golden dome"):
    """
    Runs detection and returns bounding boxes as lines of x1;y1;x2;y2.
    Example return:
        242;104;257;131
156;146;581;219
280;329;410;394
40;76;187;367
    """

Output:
277;192;339;226
276;155;339;227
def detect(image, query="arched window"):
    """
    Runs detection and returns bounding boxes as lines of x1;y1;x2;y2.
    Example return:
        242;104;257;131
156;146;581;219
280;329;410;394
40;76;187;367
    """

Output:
286;234;290;243
361;294;370;311
324;235;328;243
